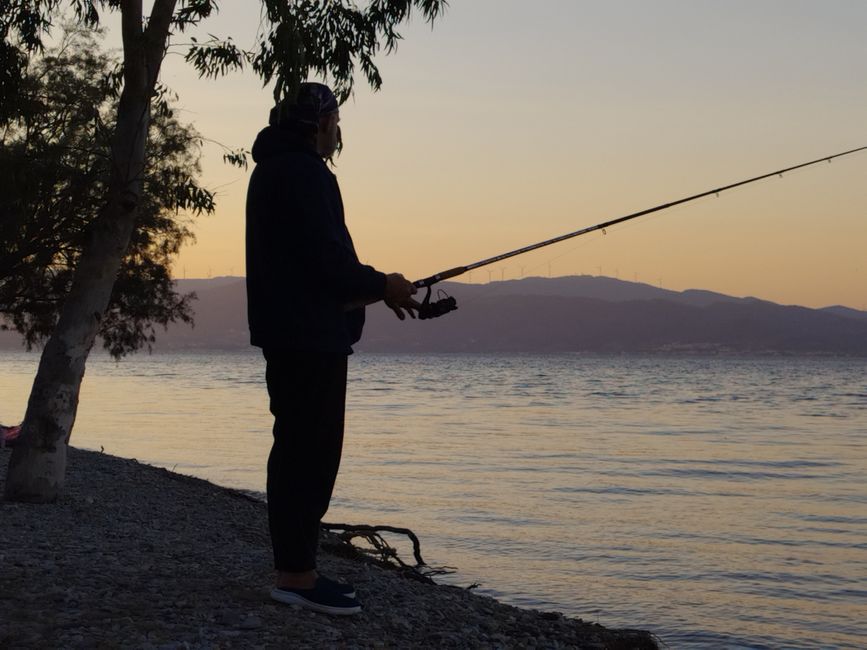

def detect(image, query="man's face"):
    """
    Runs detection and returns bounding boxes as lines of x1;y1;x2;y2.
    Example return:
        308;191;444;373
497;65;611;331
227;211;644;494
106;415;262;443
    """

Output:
316;111;340;159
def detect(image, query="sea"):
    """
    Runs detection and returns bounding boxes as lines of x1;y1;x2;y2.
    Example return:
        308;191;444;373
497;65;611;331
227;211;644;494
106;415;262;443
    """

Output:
2;351;866;649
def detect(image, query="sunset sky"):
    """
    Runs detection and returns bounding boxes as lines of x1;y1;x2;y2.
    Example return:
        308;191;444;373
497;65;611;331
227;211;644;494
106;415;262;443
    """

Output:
120;1;866;309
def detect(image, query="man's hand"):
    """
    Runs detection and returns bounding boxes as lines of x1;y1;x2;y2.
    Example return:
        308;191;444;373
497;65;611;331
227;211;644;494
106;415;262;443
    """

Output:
384;273;420;320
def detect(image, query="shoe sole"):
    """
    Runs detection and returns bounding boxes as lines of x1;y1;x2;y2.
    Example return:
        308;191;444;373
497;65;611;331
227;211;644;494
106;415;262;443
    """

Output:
270;588;362;616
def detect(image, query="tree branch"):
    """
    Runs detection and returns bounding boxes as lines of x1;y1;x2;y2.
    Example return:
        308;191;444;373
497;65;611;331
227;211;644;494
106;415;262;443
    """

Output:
144;0;179;85
321;522;456;582
120;0;145;91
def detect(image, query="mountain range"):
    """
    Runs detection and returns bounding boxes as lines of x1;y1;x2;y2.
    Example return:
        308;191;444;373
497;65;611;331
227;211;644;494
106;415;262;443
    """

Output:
3;275;866;355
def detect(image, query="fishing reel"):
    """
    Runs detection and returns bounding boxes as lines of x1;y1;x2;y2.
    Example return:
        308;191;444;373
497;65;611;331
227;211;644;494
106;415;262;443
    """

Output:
418;285;458;320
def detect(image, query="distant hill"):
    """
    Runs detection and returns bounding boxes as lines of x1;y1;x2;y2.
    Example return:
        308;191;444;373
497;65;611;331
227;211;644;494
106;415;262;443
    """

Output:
3;275;867;355
174;276;245;293
819;305;867;322
443;275;745;307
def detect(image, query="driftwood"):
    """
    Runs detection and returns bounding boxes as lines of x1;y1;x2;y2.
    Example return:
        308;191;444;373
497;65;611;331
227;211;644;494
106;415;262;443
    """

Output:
321;522;456;583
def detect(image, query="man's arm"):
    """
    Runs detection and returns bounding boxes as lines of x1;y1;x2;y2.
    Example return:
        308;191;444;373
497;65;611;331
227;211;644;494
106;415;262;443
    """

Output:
289;168;387;301
344;273;420;319
290;168;418;317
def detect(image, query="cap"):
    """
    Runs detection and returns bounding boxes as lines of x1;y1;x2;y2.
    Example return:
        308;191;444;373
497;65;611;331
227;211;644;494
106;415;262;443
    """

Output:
269;82;339;128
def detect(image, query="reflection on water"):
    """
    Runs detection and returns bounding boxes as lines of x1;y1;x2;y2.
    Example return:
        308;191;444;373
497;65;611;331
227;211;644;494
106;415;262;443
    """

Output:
2;352;866;649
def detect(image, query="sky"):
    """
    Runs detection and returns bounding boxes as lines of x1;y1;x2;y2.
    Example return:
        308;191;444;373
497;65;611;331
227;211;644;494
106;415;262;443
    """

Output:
113;1;867;308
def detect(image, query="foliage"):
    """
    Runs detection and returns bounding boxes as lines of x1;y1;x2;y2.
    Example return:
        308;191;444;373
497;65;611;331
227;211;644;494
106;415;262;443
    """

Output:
190;0;446;102
0;1;449;357
2;1;447;104
0;27;214;357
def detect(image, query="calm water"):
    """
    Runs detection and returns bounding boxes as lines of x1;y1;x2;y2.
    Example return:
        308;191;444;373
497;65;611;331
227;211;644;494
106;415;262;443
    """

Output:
2;351;866;649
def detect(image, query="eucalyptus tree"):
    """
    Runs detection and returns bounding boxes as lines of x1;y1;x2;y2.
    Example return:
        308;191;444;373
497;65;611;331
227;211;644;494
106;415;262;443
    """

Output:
1;27;211;358
2;0;447;502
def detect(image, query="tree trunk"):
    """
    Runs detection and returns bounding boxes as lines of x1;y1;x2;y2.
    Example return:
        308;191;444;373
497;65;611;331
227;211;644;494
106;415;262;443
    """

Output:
4;0;178;502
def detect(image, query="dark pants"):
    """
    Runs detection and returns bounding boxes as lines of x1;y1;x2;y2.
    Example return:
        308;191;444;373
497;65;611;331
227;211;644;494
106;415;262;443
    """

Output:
264;350;348;572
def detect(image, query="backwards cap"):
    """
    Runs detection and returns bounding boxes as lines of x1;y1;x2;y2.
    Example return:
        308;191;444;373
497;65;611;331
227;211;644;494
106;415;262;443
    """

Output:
269;82;339;128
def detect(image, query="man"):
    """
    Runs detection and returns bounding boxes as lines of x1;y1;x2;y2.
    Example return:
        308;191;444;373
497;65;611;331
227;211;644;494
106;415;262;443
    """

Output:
246;82;419;615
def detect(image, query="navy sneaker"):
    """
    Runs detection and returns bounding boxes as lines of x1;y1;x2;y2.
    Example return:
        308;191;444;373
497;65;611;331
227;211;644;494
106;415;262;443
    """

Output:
317;575;356;599
270;582;361;616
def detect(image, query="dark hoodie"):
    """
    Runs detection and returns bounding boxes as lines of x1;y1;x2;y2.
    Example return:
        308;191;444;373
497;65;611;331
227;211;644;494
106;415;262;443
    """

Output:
245;126;387;354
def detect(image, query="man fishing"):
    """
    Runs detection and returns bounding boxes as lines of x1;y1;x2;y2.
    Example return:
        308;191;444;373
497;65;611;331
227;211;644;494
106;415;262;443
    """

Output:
246;82;419;615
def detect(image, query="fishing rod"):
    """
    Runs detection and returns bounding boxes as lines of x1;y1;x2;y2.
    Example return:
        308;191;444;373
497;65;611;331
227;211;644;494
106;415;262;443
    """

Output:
413;145;867;319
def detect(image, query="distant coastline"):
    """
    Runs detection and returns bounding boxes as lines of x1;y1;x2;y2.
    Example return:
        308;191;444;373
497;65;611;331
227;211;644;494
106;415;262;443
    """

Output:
3;275;867;356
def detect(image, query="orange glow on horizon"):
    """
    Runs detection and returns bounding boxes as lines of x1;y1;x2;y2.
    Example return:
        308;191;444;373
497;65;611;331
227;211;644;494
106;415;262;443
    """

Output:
151;1;866;310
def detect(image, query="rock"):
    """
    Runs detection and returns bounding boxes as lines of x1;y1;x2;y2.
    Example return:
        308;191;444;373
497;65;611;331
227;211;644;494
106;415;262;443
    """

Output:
239;615;263;630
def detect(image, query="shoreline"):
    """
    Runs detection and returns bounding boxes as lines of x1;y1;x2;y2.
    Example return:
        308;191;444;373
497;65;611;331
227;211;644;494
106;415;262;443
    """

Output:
1;446;658;648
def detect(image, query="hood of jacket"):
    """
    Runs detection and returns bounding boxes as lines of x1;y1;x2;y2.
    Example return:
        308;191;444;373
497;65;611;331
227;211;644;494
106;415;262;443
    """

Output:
251;125;318;164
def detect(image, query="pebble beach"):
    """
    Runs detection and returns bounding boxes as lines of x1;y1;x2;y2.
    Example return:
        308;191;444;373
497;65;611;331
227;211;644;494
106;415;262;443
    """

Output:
1;446;657;649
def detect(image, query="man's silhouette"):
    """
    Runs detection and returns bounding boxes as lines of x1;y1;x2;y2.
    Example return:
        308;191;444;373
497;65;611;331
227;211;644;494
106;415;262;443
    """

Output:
246;82;419;615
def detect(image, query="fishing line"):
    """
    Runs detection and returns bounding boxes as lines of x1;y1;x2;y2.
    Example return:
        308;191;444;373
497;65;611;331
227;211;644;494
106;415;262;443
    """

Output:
459;155;853;300
441;216;663;312
411;145;867;319
531;185;740;277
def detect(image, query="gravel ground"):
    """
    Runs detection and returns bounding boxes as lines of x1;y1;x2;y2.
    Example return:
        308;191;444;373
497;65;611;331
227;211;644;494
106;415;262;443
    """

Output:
1;446;658;649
